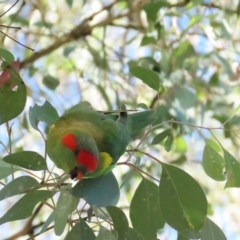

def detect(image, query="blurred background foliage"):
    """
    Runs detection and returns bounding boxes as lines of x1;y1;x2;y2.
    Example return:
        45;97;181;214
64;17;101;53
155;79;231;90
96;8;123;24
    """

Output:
1;0;240;239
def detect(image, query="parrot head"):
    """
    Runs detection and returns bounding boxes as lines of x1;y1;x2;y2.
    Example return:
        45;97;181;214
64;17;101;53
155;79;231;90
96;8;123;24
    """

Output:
61;133;98;180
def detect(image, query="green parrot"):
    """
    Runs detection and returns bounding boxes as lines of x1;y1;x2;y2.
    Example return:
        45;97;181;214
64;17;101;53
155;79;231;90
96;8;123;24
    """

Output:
47;102;155;180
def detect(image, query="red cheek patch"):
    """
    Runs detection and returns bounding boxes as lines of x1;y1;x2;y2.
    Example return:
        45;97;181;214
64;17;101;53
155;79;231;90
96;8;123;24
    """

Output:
61;134;77;151
76;150;98;172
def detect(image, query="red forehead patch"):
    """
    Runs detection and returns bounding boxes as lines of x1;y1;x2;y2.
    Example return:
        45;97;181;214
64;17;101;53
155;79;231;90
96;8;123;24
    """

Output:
61;134;77;151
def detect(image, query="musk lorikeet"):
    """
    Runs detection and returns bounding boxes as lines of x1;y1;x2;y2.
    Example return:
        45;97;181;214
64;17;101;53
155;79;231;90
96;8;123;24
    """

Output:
47;101;155;180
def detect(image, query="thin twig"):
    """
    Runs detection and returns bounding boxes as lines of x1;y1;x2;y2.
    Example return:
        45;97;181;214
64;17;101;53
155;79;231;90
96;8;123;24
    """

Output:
0;30;34;51
0;0;19;18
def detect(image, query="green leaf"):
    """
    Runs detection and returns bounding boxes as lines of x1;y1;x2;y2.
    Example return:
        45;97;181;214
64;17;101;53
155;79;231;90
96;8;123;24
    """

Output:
29;101;59;131
201;218;227;240
130;66;160;91
126;228;144;240
40;211;55;233
224;149;240;188
71;172;120;207
66;0;73;8
0;190;55;225
0;61;26;124
54;190;79;236
130;177;165;240
202;145;226;181
0;49;14;62
96;227;117;240
63;46;76;57
223;104;240;125
151;129;171;145
137;103;148;109
237;1;240;17
164;131;173;152
177;234;188;240
65;219;95;240
143;2;169;22
0;176;39;201
0;161;20;180
3;151;47;171
174;87;196;109
9;14;29;25
141;36;157;46
42;75;59;90
107;206;129;240
159;164;207;232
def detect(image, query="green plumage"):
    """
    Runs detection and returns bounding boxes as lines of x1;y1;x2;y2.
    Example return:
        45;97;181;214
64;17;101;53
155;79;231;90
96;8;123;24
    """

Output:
47;101;155;179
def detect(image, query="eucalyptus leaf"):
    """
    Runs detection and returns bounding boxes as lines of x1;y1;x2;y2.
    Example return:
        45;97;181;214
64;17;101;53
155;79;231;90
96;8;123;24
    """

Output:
130;177;164;240
0;190;55;225
54;190;79;236
159;164;207;232
130;66;160;91
201;218;227;240
0;161;20;180
40;211;56;234
29;101;59;131
202;145;226;181
0;49;14;62
96;227;117;240
107;206;129;240
0;61;26;124
3;151;47;171
71;172;120;207
224;149;240;188
0;176;39;201
65;219;95;240
151;129;171;145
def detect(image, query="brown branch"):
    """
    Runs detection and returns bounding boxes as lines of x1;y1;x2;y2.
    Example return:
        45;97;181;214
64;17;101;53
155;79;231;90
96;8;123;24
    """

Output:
169;1;236;14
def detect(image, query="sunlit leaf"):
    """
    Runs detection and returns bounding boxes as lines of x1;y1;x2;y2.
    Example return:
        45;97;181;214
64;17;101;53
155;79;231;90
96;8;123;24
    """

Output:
143;2;169;22
0;190;55;225
54;190;79;236
224;149;240;188
202;145;226;181
29;101;59;131
130;66;160;91
159;164;207;232
201;218;227;240
3;151;47;171
141;36;157;46
164;131;173;152
130;177;164;240
42;75;59;90
71;172;120;207
151;129;170;145
0;61;26;124
107;206;129;240
0;176;39;201
0;49;14;62
65;219;95;240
